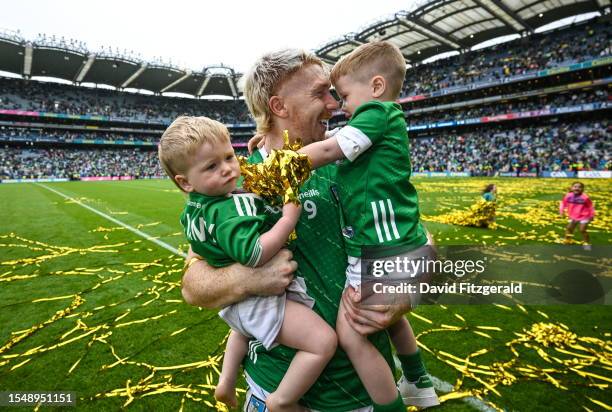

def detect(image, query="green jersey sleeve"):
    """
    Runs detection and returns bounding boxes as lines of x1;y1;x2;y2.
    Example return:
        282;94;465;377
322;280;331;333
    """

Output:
215;203;266;267
335;101;388;161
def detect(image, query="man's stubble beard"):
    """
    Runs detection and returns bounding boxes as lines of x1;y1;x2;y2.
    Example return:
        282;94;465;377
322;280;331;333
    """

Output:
288;117;323;147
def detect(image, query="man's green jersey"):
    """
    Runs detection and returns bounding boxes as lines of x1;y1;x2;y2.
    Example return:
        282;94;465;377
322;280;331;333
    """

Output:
335;101;427;257
180;191;271;268
242;148;394;411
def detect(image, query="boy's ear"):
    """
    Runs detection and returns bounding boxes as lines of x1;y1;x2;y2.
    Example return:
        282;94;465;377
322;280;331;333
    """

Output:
269;96;289;118
371;75;386;98
174;174;193;193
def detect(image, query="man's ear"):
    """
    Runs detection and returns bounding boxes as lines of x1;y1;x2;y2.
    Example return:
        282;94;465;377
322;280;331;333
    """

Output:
371;75;386;98
175;174;193;193
269;96;288;118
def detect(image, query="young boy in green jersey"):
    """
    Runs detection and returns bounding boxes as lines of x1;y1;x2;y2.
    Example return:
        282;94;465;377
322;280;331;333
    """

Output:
298;41;439;409
159;116;337;412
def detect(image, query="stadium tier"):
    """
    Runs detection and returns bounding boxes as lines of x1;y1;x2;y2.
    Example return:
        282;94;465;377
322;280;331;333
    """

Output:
0;15;610;181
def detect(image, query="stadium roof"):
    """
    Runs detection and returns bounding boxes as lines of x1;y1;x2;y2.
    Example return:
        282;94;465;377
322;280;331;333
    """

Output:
0;0;608;96
0;32;241;97
316;0;610;64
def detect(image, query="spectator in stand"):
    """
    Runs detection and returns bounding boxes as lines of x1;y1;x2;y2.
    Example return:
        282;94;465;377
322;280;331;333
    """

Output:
0;146;163;179
409;121;610;174
405;89;607;126
0;127;252;145
1;120;609;180
401;20;611;97
0;77;253;124
0;126;160;143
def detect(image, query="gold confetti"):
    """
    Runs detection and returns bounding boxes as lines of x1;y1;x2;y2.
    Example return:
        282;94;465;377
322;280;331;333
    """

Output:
238;130;311;206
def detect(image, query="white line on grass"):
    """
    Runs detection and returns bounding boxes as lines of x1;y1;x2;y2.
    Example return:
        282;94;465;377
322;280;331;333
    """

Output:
37;183;186;258
39;183;489;411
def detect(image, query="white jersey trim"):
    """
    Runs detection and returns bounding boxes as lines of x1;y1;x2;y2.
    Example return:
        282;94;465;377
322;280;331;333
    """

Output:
335;125;372;162
247;238;263;267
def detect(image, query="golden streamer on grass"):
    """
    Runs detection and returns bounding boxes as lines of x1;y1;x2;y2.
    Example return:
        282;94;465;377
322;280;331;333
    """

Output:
410;306;612;411
1;178;611;412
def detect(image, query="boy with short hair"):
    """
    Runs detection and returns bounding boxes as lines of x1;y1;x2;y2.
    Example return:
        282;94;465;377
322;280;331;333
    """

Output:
299;41;439;409
159;116;337;412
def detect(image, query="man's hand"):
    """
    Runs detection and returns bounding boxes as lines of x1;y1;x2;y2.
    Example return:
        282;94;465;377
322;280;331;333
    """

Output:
181;247;297;308
249;249;298;296
341;285;411;335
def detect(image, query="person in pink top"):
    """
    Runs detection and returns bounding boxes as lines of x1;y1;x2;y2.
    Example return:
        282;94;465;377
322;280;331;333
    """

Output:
560;182;595;248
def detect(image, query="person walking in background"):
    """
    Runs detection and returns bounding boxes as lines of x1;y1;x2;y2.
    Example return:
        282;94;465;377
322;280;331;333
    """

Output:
560;182;595;249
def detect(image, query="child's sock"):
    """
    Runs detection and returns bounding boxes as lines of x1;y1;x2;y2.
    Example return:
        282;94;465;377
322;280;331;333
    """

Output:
398;348;427;382
372;393;404;412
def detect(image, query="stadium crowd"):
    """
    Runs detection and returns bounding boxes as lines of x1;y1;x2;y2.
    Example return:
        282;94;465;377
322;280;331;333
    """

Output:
0;126;254;144
410;121;611;175
402;21;611;96
1;120;609;180
0;77;252;124
408;88;609;125
0;18;610;180
0;147;163;179
0;126;159;143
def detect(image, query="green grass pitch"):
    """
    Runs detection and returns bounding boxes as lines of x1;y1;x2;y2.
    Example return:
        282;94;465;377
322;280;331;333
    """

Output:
0;178;610;411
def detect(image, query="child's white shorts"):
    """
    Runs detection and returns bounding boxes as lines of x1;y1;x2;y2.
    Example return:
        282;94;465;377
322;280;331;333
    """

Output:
345;238;435;308
219;276;314;350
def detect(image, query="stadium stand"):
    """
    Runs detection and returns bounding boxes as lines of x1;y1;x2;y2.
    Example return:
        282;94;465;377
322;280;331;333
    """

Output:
0;2;610;181
0;77;252;124
400;21;611;97
410;121;610;175
407;89;610;125
0;147;162;180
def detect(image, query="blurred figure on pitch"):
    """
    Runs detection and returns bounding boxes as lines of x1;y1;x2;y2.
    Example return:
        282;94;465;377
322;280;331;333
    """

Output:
481;184;497;227
482;184;497;202
560;182;595;249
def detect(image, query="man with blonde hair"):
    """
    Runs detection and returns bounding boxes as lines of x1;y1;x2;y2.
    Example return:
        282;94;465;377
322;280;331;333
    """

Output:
182;48;434;411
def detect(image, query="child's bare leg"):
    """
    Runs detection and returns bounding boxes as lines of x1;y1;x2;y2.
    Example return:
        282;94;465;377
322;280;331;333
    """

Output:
565;220;577;243
388;316;417;355
215;330;248;407
389;316;430;381
265;300;337;412
579;222;590;244
336;303;398;404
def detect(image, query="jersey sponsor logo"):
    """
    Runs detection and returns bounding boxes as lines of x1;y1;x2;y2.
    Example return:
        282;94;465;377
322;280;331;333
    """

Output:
371;199;401;243
186;200;202;208
297;188;320;200
233;193;258;216
248;340;263;364
184;215;215;244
